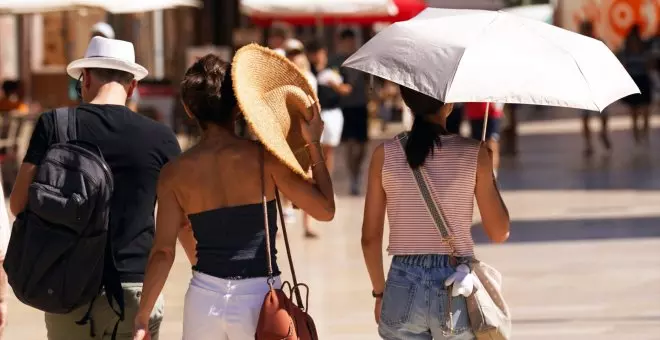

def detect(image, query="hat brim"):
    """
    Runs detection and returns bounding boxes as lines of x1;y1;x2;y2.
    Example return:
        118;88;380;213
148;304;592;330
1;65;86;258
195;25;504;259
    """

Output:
67;57;149;81
232;44;319;180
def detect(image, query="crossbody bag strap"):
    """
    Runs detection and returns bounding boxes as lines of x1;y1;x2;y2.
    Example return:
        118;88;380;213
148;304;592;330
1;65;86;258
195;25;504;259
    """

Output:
397;133;457;255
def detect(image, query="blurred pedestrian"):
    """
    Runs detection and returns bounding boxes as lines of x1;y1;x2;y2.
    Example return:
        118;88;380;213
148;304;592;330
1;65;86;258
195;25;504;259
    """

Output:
284;39;318;98
361;85;509;339
91;22;116;39
0;80;29;114
284;39;320;234
9;37;179;340
306;40;352;238
267;23;291;56
579;21;612;157
650;29;660;116
332;29;370;196
134;50;334;340
619;24;653;147
445;104;463;135
377;80;403;133
0;80;30;185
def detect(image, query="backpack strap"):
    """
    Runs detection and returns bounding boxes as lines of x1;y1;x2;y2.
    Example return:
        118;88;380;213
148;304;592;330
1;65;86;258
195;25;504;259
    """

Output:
53;107;77;143
104;235;125;340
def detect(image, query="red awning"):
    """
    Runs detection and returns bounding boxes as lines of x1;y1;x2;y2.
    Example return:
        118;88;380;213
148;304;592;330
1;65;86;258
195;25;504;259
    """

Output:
250;0;426;26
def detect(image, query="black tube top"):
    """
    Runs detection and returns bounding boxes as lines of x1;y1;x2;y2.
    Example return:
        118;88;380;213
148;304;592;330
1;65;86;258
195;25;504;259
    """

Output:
188;200;280;279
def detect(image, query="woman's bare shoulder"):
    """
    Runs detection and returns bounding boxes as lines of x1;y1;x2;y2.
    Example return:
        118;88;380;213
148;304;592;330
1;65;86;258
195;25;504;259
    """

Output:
157;147;203;190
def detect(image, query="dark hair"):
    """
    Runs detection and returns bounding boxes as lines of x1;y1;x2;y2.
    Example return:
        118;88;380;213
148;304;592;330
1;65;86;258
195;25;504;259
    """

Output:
180;54;237;129
628;24;641;37
286;49;304;59
339;29;356;40
87;68;134;85
306;40;326;53
2;80;20;96
399;86;447;168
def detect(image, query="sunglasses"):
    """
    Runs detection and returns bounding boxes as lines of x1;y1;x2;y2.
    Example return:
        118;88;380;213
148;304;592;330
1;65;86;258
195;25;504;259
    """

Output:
75;74;83;101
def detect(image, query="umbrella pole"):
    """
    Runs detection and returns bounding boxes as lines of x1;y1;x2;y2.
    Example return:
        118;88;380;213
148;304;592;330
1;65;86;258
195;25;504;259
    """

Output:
481;102;490;142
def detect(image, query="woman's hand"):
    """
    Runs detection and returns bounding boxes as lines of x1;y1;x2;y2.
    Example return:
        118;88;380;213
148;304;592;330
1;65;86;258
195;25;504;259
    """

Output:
374;298;382;325
300;103;324;144
132;317;150;340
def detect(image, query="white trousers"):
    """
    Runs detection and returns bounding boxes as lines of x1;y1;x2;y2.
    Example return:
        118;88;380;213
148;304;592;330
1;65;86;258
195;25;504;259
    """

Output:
182;271;281;340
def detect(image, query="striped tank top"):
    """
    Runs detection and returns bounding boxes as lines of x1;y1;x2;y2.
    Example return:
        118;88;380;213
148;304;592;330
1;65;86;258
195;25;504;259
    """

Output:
382;134;480;256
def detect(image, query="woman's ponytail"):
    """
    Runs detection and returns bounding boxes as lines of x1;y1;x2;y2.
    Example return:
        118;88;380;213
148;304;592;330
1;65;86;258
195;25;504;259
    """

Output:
399;86;447;168
406;117;445;168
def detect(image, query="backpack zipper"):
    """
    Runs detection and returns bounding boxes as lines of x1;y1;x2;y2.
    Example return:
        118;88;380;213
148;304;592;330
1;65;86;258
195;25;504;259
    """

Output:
49;144;114;191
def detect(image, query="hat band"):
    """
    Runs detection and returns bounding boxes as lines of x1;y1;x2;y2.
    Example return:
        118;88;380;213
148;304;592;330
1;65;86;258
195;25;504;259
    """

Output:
85;55;135;63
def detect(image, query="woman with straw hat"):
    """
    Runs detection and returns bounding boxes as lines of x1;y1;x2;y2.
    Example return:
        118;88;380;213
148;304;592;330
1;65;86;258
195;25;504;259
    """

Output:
134;49;334;339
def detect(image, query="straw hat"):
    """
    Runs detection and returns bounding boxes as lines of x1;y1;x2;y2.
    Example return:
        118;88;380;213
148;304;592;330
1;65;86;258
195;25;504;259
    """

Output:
232;44;320;179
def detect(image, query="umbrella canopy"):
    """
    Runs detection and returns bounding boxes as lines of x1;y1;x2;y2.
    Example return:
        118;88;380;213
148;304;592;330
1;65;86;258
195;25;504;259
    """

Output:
0;0;201;14
343;8;639;112
246;0;426;26
242;0;397;17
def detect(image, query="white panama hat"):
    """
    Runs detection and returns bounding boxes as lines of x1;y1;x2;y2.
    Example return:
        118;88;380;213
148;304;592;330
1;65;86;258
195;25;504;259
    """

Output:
67;36;149;81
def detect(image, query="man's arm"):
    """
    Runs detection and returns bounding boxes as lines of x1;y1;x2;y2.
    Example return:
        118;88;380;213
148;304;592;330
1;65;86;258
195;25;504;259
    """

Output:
9;164;37;216
9;112;53;216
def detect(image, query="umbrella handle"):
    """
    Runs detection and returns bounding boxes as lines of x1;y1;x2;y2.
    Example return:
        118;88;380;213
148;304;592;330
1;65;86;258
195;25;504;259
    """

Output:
481;102;490;142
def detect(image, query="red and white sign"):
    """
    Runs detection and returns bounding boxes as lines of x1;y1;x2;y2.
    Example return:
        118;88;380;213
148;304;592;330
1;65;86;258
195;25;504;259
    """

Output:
557;0;659;50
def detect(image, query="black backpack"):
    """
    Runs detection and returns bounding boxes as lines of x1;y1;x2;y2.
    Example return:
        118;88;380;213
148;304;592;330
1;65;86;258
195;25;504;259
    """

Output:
4;107;124;335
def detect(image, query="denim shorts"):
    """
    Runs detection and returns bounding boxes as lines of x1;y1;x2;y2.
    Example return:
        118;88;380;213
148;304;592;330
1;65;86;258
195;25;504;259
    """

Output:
379;255;475;340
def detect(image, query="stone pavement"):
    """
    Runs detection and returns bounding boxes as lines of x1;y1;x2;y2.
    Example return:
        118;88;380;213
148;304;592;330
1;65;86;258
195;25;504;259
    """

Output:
5;110;660;339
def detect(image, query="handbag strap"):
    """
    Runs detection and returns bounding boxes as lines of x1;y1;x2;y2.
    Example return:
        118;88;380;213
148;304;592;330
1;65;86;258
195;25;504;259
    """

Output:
261;146;275;282
260;147;306;309
397;133;458;256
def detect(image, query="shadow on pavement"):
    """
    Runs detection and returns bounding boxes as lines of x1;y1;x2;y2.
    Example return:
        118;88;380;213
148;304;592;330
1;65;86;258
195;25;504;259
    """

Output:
498;127;660;191
471;216;660;244
513;315;660;324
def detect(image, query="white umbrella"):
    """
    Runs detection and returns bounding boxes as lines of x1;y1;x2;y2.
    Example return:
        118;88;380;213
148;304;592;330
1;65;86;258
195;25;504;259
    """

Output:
0;0;201;14
343;8;639;113
240;0;398;17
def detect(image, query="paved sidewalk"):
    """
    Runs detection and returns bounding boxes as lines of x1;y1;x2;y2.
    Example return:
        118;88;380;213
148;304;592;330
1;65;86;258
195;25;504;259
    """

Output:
5;112;660;339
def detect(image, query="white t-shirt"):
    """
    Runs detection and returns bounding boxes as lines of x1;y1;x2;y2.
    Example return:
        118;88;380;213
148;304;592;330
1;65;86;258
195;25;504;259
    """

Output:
316;69;343;88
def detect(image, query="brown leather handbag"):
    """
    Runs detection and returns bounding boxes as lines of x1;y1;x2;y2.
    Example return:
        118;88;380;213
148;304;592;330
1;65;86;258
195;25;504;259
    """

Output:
255;149;318;340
